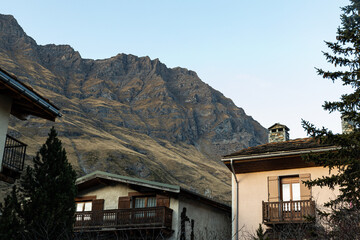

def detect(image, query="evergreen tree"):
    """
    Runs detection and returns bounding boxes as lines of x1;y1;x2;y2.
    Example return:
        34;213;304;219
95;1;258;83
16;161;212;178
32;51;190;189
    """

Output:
302;0;360;208
252;224;269;240
0;127;77;240
0;186;23;240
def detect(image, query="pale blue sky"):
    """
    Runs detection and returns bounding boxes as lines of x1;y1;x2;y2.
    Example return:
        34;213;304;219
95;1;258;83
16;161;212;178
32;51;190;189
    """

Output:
2;0;350;138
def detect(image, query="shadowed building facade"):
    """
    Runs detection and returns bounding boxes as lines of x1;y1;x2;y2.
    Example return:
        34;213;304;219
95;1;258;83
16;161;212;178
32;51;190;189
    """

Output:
0;67;61;183
74;171;231;240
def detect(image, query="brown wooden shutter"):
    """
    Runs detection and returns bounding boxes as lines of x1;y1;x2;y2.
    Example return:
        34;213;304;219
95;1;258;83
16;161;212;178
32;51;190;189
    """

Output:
92;199;104;211
268;176;279;202
92;199;104;225
300;173;311;200
118;197;131;209
156;195;170;207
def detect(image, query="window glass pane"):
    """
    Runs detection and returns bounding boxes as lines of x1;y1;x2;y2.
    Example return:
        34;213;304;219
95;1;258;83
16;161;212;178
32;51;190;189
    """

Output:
292;183;301;201
84;202;92;211
147;197;156;207
135;198;145;208
282;183;291;201
76;203;84;212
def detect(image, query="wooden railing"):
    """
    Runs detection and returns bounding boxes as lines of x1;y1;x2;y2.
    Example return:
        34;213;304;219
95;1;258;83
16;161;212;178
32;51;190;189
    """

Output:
74;206;173;231
263;200;315;224
2;135;27;172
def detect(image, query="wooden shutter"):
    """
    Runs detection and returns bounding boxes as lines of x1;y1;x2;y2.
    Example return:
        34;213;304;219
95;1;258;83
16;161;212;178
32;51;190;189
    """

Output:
156;195;170;207
268;176;279;202
92;199;104;225
300;173;311;200
92;199;104;211
118;197;131;209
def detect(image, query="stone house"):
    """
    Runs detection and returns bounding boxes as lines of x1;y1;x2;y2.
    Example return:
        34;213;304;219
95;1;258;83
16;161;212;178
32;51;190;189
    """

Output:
0;67;61;183
222;123;341;239
74;171;231;240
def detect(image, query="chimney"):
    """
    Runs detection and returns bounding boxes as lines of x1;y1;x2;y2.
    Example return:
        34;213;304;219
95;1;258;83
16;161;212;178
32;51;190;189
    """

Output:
268;123;290;143
341;115;354;134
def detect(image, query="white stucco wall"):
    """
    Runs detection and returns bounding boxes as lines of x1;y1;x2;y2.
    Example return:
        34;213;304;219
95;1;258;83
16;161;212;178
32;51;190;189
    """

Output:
170;195;231;240
78;184;137;210
169;196;179;240
232;166;340;238
0;95;12;171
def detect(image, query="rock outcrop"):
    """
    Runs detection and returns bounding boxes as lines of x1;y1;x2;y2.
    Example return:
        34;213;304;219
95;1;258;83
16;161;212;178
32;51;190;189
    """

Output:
0;14;267;202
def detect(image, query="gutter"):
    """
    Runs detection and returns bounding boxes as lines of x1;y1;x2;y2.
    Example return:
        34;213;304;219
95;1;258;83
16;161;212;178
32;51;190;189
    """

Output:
230;159;239;240
0;70;62;117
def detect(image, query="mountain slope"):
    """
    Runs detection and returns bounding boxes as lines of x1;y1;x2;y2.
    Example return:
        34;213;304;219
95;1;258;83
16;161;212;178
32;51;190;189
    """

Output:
0;14;267;202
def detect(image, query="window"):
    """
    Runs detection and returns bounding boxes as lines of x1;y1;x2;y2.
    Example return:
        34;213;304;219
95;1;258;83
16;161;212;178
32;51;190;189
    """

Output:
133;196;157;218
133;196;157;208
281;176;300;211
76;201;92;212
281;176;300;202
268;174;311;202
76;201;92;221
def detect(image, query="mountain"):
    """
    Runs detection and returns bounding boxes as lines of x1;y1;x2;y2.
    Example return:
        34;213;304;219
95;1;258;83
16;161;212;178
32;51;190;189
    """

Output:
0;14;267;202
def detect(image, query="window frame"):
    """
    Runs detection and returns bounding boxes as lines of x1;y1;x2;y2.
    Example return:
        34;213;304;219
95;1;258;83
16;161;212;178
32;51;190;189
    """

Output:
280;175;300;202
76;201;93;212
132;196;157;208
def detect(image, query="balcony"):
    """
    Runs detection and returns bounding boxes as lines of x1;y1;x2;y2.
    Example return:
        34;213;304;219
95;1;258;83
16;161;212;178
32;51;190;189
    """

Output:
263;200;315;224
1;135;27;181
74;206;173;232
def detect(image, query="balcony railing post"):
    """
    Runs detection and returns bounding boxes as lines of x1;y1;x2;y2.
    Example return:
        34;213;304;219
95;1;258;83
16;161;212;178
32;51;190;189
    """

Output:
21;145;27;170
290;200;293;222
162;207;166;227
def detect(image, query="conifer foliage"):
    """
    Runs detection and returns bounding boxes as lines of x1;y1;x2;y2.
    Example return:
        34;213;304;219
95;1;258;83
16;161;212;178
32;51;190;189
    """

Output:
252;224;269;240
0;127;77;240
302;0;360;208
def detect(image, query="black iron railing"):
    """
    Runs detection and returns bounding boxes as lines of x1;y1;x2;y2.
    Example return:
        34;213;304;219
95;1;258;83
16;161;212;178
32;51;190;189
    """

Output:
263;200;315;224
2;134;27;172
74;206;173;231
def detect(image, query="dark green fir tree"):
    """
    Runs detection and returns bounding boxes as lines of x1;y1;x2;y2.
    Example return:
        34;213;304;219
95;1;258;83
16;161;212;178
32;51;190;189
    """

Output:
253;224;269;240
0;127;77;240
302;0;360;208
0;186;23;240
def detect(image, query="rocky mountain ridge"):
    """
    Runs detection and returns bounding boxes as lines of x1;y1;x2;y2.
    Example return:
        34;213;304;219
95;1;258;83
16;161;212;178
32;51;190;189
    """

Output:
0;14;267;202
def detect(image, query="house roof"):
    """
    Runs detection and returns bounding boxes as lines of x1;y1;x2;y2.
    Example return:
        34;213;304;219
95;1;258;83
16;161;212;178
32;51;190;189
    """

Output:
223;138;334;159
76;170;180;193
0;67;61;121
76;171;231;212
268;123;289;131
222;138;337;173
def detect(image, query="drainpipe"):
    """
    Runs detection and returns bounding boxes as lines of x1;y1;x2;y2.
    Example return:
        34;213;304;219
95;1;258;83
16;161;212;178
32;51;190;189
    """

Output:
230;159;239;240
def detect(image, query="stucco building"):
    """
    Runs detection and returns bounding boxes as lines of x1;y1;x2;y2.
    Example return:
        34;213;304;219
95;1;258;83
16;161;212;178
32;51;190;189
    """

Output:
74;171;231;240
0;67;61;183
222;123;340;239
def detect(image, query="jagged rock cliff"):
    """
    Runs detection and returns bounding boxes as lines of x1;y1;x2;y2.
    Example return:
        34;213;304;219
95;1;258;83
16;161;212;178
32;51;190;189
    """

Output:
0;14;267;202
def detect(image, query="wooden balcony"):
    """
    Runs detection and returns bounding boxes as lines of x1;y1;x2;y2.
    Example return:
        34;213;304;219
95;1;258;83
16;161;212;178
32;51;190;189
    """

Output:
74;206;173;232
263;200;315;224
